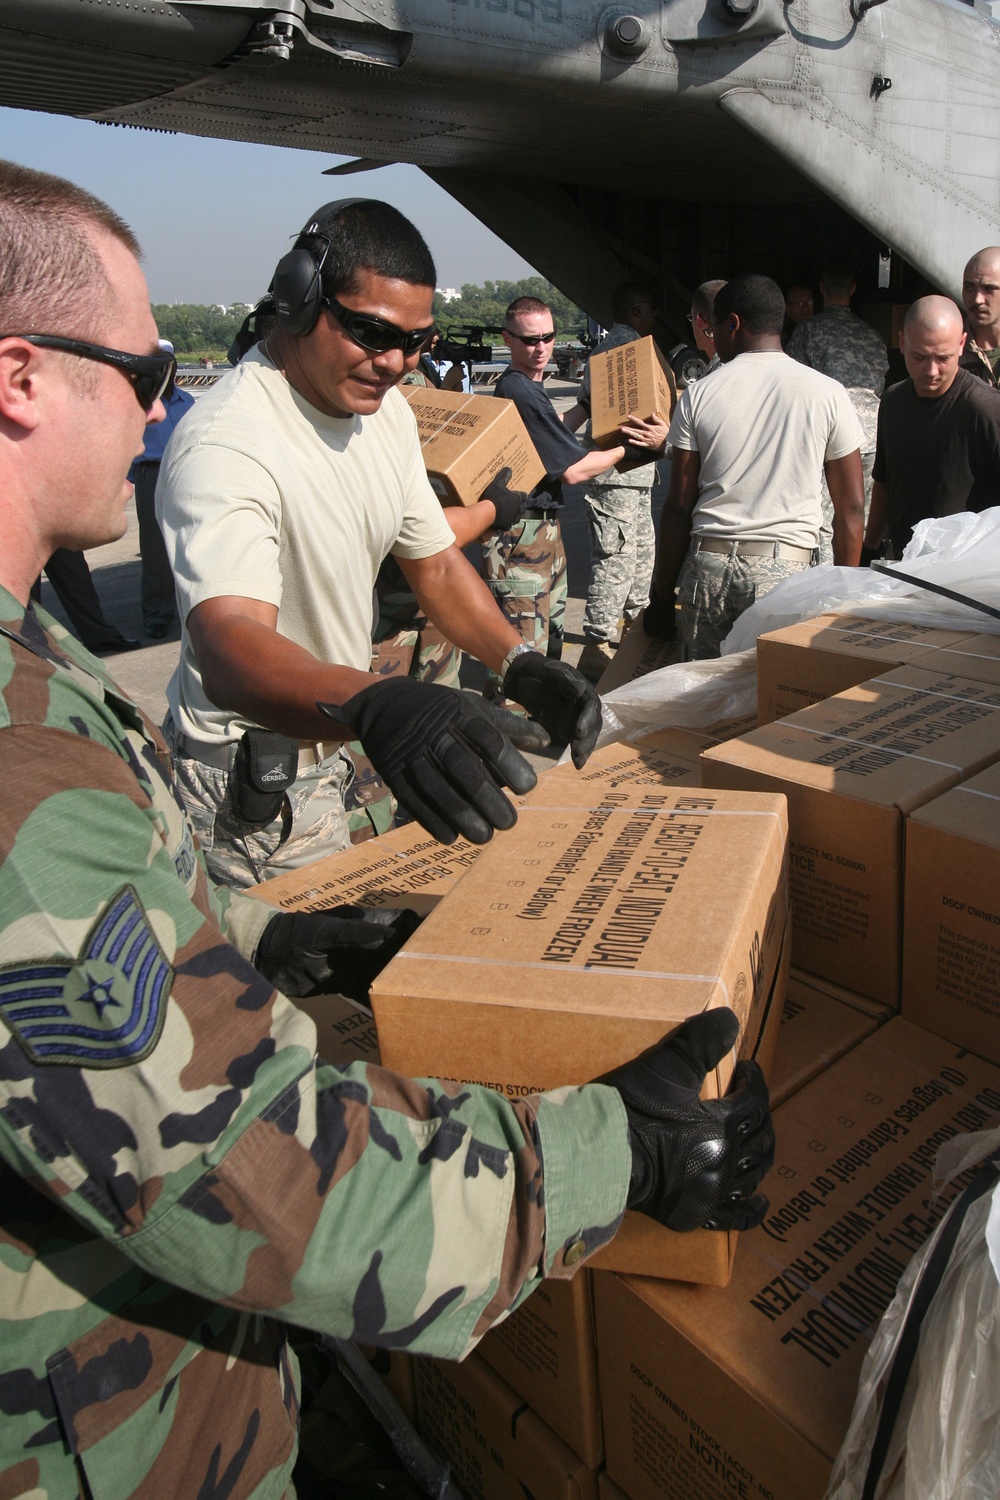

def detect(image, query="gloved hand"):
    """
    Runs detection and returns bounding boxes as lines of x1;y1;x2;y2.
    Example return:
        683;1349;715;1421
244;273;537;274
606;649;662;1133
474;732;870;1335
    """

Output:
255;905;422;1002
319;678;538;845
599;1008;774;1232
481;466;531;531
501;653;601;770
642;580;677;642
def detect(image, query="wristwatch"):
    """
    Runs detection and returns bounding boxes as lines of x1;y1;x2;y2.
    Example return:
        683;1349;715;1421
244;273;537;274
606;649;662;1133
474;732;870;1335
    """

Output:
500;641;534;687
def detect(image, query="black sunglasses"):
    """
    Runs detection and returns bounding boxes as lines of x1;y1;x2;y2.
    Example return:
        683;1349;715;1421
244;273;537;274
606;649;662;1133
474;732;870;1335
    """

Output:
322;296;435;356
506;330;557;347
0;333;175;411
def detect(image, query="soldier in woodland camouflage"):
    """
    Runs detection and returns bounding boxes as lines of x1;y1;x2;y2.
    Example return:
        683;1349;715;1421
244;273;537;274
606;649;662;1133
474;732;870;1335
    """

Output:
787;265;888;561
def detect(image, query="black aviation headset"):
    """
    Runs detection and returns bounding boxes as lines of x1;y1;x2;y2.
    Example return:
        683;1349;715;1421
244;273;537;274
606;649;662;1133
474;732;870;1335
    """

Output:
271;197;372;336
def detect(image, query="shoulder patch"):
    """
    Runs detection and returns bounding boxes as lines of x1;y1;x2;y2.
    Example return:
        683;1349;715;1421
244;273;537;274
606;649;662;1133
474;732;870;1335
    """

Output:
0;885;172;1068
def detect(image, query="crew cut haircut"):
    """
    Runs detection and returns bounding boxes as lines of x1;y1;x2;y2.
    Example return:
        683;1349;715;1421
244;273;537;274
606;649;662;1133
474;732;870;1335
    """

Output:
692;279;727;320
505;296;551;324
0;159;139;335
712;274;786;336
611;282;653;323
305;200;436;298
821;264;855;298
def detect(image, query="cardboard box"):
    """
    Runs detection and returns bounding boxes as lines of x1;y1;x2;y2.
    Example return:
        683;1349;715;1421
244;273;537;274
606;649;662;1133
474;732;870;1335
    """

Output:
599;1476;631;1500
904;758;1000;1064
701;666;1000;1005
589;335;675;449
526;728;710;803
787;965;893;1021
248;822;480;917
921;630;1000;690
355;1344;416;1424
403;385;545;506
478;1271;602;1466
770;974;882;1109
756;613;977;726
596;626;683;695
373;784;790;1281
415;1354;600;1500
596;1017;1000;1500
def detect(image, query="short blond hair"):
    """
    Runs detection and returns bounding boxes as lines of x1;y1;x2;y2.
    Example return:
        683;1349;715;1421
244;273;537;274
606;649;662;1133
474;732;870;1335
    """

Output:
0;159;140;336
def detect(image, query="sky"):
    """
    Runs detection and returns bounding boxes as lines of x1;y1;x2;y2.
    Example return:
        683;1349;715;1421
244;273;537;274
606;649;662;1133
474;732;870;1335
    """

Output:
0;106;539;305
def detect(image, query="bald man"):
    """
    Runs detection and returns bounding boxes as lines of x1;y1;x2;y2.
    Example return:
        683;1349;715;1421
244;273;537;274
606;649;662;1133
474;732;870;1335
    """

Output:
865;295;1000;557
961;247;1000;387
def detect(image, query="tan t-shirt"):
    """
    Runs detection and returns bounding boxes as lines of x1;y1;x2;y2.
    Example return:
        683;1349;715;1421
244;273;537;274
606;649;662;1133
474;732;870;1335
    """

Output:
667;350;864;548
157;347;454;744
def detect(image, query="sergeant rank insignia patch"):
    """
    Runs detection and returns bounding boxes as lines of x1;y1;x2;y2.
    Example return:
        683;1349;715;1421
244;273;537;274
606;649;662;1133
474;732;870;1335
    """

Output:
0;885;173;1067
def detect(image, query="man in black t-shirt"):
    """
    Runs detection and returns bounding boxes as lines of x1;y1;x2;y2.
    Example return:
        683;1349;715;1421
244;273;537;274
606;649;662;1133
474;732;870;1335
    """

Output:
484;295;664;694
865;296;1000;557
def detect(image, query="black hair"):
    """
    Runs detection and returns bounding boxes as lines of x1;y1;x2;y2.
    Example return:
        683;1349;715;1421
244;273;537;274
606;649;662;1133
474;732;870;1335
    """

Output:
304;201;436;298
820;264;856;298
712;274;786;336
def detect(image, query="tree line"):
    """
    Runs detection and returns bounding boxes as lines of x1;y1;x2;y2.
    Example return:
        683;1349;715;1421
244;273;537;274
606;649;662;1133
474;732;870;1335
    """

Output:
152;277;587;358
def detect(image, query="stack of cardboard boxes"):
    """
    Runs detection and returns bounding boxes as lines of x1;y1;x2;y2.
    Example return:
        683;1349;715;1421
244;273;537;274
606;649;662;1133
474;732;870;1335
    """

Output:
251;612;1000;1496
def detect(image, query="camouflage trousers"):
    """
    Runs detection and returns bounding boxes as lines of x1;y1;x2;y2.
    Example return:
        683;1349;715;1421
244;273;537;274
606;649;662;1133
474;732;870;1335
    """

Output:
818;450;876;565
582;482;656;643
481;514;567;697
374;556;462;690
163;713;355;889
678;542;816;660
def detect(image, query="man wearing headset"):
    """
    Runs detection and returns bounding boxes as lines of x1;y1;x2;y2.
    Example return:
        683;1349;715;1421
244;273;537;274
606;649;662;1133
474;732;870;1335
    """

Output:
156;200;605;887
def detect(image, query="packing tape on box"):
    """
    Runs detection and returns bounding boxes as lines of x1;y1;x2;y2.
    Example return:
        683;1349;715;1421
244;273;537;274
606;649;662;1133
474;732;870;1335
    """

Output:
956;785;1000;803
781;723;962;772
397;948;734;998
869;674;1000;707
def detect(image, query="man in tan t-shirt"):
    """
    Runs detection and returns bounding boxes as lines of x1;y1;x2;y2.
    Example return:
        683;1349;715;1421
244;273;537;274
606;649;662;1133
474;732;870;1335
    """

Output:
158;199;602;886
643;274;865;659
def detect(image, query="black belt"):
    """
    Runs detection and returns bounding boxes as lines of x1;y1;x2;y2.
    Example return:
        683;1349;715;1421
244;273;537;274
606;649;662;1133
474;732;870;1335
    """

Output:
523;505;561;521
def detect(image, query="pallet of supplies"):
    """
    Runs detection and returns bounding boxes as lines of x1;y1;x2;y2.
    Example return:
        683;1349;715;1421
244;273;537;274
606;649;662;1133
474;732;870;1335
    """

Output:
595;1017;1000;1500
701;665;1000;1006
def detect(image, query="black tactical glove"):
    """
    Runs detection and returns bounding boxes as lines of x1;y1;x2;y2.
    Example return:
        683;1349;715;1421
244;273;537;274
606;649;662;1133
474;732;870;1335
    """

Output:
642;580;677;642
600;1008;774;1232
481;466;530;531
319;678;539;845
501;653;601;770
255;905;422;1002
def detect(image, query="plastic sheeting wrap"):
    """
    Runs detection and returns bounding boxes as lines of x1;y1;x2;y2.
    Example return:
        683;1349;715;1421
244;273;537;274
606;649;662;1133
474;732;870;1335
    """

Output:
827;1131;1000;1500
723;510;1000;657
593;649;758;751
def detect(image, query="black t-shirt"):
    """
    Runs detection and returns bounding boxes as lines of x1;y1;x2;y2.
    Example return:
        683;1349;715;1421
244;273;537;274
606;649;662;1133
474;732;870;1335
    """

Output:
495;368;582;509
873;367;1000;550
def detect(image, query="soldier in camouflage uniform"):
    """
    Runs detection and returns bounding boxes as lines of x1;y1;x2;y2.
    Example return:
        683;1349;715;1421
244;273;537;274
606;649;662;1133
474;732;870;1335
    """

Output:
787;265;888;563
644;275;865;659
561;285;672;684
487;296;665;700
0;161;777;1498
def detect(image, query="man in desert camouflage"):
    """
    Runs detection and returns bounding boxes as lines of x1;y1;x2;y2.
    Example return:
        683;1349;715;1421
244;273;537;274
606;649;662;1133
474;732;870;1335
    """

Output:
0;162;774;1495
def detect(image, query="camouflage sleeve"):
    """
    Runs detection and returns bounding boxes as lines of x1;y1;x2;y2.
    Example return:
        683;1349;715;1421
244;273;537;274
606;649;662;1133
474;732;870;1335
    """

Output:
786;321;810;366
0;727;629;1361
208;878;276;963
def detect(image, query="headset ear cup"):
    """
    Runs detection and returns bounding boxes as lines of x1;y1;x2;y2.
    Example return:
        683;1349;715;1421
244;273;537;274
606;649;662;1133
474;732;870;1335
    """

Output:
272;246;324;336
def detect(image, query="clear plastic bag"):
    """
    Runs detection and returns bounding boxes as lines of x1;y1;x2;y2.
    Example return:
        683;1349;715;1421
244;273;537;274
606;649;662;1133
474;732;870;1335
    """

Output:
593;648;758;750
826;1131;1000;1500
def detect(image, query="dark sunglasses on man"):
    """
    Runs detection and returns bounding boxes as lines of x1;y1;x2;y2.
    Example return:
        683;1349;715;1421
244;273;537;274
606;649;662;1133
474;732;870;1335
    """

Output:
505;329;557;347
322;296;436;357
0;333;176;411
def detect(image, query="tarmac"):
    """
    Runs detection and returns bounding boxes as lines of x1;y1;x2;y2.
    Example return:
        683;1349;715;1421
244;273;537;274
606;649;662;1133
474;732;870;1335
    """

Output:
39;377;663;751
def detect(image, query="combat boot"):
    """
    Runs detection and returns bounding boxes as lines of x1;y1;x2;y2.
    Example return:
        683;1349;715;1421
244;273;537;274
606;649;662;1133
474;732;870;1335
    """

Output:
576;639;615;684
